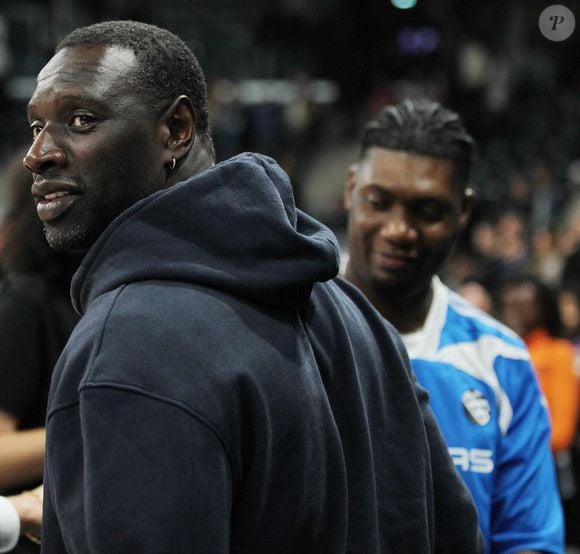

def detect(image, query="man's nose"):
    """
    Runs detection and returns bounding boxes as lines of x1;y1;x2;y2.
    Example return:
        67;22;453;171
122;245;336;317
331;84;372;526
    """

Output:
378;206;417;243
23;128;67;175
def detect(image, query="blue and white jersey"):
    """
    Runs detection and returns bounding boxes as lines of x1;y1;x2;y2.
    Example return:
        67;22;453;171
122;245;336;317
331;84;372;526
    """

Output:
402;277;563;554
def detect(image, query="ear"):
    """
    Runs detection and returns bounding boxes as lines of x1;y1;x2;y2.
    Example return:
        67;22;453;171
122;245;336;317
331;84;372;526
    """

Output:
159;95;196;166
344;164;359;211
459;187;475;229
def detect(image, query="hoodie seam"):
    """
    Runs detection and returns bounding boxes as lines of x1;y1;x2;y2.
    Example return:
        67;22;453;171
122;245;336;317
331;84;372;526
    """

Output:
77;285;240;487
78;380;239;488
83;285;126;384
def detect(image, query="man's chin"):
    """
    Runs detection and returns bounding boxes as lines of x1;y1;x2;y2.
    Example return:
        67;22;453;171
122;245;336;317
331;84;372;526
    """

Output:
44;225;91;253
370;275;428;300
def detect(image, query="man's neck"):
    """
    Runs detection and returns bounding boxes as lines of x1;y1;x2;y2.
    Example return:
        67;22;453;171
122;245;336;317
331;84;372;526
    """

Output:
346;270;434;334
172;146;214;186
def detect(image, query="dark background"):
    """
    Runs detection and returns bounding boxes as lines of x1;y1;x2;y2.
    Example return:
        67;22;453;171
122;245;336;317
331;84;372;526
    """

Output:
1;0;579;234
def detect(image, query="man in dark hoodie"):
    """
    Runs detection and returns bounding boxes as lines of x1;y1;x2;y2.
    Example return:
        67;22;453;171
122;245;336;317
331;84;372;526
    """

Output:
23;21;482;553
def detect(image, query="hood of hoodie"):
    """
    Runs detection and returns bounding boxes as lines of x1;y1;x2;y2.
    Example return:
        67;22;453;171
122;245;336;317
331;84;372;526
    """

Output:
71;153;339;314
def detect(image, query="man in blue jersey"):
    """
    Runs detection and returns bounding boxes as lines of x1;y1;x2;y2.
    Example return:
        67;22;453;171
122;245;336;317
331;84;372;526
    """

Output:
344;99;564;554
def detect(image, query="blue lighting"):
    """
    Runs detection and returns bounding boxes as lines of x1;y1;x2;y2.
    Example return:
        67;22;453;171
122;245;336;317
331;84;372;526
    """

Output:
397;26;440;54
391;0;418;9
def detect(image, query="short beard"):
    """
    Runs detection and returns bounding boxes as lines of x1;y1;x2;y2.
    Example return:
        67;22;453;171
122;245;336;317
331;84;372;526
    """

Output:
44;221;97;253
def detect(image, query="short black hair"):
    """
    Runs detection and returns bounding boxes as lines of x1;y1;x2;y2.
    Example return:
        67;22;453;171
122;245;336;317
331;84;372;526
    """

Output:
361;99;476;189
57;20;215;160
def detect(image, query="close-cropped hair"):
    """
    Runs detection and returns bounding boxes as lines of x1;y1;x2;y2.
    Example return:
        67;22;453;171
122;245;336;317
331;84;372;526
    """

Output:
361;99;476;189
57;20;215;161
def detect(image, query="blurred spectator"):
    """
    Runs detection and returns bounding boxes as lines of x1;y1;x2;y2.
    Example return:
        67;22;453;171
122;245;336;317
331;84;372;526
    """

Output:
528;161;566;234
462;209;531;294
208;79;246;162
457;279;494;314
471;219;497;261
563;246;580;291
494;210;530;276
505;170;531;217
0;485;42;553
557;289;580;547
0;154;79;551
497;273;579;544
497;274;578;455
558;286;580;346
465;218;501;290
532;227;564;287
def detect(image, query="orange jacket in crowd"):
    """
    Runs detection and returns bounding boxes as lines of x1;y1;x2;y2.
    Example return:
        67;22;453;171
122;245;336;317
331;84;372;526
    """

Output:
525;328;579;453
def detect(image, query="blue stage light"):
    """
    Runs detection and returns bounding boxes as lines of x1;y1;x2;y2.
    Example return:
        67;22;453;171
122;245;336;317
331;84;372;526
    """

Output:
391;0;418;9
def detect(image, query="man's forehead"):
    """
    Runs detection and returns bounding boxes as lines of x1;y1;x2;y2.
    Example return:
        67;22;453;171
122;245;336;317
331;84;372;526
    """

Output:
358;147;457;189
36;44;137;92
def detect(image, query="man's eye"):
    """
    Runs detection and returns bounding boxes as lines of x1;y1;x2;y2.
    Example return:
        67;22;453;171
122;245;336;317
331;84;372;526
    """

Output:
417;206;445;222
30;124;43;139
71;114;94;128
364;193;387;210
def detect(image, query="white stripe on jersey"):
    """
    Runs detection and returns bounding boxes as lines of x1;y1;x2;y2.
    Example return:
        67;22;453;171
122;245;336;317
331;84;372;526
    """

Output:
403;277;530;434
436;336;530;433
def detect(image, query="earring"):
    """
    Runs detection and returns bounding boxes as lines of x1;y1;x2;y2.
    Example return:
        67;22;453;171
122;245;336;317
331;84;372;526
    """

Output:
169;157;176;171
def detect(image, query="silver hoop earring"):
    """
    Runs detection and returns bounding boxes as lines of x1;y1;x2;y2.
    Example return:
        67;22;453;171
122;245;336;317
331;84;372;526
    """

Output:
169;157;176;171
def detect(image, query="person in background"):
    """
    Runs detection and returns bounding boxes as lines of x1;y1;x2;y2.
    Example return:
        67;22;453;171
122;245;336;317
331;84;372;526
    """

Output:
343;99;563;553
497;275;578;456
558;284;580;547
497;274;579;542
559;251;580;547
0;486;42;553
0;153;79;551
22;21;482;553
457;278;494;314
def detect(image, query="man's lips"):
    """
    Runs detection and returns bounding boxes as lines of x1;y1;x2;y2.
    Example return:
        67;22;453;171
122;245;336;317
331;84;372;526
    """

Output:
372;251;417;271
32;181;80;223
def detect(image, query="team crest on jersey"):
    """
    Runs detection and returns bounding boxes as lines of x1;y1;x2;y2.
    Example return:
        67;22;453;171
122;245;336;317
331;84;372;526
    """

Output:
461;389;491;426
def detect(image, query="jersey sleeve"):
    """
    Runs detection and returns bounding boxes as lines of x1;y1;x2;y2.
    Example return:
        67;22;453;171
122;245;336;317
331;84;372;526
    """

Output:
491;355;564;554
44;386;233;553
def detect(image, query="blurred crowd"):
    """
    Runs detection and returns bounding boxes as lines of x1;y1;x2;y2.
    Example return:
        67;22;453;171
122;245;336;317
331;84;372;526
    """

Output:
445;157;580;337
444;157;580;547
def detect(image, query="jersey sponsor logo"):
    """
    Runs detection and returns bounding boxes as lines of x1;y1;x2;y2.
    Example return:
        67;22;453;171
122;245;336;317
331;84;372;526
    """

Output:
461;389;491;426
448;447;494;474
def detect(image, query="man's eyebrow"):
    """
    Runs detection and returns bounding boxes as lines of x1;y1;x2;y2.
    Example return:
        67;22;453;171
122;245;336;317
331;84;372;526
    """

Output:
27;92;105;117
410;197;454;210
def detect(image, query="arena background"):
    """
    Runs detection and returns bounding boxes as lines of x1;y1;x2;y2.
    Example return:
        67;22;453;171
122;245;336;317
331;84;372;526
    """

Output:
1;0;580;547
0;0;579;280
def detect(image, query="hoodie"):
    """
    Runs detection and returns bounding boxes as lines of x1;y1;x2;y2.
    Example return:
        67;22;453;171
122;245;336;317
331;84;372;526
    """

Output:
43;153;482;553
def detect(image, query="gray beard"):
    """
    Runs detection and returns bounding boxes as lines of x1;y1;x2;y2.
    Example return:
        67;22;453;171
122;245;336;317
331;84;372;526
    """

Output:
44;221;94;253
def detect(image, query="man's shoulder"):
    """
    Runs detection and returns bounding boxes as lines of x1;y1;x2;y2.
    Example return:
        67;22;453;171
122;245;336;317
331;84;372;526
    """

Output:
412;283;535;422
309;278;407;361
53;280;314;425
101;279;276;329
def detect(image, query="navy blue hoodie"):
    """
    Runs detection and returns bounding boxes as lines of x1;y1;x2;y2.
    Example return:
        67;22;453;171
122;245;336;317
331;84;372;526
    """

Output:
42;153;482;553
